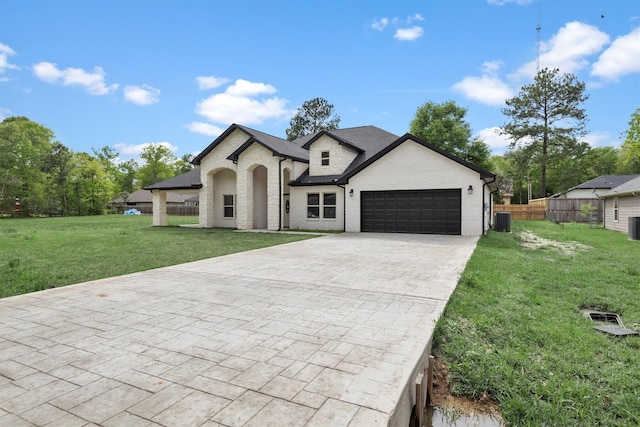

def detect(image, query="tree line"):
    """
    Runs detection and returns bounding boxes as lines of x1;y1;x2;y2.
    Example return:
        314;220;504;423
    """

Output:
0;117;192;216
2;71;639;217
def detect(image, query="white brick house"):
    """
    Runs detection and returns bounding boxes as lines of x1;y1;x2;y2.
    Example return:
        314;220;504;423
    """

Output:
145;124;498;236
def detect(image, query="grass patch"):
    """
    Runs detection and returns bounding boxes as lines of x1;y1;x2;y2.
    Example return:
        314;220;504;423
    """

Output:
0;215;316;298
433;220;640;426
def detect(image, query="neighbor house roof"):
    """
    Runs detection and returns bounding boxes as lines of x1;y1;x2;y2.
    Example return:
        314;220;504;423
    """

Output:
143;168;202;191
192;124;309;165
568;175;639;192
601;175;640;198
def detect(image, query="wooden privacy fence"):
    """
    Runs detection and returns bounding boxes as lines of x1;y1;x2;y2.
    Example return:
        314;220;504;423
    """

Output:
493;198;603;222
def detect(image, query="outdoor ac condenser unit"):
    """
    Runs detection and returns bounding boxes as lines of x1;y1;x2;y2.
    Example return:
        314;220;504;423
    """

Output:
629;217;640;241
494;211;511;232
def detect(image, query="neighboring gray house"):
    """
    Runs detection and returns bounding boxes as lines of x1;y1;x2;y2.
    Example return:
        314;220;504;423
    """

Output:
114;188;197;208
562;175;639;198
145;124;498;236
601;175;640;234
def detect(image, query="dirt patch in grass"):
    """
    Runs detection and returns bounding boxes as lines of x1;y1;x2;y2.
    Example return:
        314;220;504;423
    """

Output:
519;230;591;255
430;358;502;417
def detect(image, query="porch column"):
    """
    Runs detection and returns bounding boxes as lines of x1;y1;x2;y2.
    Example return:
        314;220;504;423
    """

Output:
152;190;167;226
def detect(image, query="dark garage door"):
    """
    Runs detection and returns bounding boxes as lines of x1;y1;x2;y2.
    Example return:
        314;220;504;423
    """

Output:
361;189;461;235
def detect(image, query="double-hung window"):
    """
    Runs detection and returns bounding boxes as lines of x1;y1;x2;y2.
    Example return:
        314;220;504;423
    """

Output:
307;192;337;219
613;197;619;222
323;193;336;219
223;194;234;218
321;151;330;166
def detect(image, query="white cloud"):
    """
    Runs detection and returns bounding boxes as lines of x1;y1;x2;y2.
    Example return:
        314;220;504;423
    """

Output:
225;79;276;97
124;84;160;105
371;18;389;31
514;21;610;79
196;75;230;90
453;61;514;106
196;92;289;125
476;127;514;154
453;75;513;106
394;26;424;41
0;42;19;74
32;61;118;95
187;121;224;136
592;27;640;81
583;131;616;148
408;14;424;23
194;78;290;126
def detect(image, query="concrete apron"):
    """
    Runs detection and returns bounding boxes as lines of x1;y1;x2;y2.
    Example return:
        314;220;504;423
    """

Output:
0;232;478;427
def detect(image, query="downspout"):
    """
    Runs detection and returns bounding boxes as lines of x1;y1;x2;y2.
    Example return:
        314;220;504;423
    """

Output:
482;176;498;236
278;157;285;231
337;182;346;232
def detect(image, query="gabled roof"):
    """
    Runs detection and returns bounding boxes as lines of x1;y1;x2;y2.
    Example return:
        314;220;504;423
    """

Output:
144;168;202;191
192;124;308;165
290;131;496;188
602;175;640;198
568;175;639;191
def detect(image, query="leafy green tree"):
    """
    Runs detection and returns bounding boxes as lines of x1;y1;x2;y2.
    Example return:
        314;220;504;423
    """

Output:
501;68;589;198
174;153;194;175
409;100;491;170
43;141;73;215
285;97;340;141
69;152;114;215
0;117;55;215
582;146;619;178
618;108;640;174
116;159;139;202
137;143;177;187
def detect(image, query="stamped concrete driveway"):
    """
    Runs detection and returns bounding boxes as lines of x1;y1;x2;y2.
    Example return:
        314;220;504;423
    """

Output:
0;233;479;427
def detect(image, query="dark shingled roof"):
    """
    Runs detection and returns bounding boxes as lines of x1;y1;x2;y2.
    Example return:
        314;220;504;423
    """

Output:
144;168;201;190
192;124;308;165
290;128;495;187
602;175;640;197
570;175;639;191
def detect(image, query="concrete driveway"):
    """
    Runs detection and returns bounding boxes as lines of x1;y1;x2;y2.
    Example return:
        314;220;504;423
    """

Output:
0;233;479;427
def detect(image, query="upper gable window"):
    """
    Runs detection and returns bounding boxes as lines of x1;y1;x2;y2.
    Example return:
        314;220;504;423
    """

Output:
321;151;330;166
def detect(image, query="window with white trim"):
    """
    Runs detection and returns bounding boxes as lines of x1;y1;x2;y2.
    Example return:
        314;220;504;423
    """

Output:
321;151;330;166
307;192;336;219
223;194;234;218
323;193;336;219
613;197;619;222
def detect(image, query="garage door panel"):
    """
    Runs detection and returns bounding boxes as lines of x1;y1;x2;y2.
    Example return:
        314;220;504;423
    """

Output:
361;189;461;235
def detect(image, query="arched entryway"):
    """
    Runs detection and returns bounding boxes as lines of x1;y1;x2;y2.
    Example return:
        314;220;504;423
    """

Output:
211;168;237;228
252;165;268;229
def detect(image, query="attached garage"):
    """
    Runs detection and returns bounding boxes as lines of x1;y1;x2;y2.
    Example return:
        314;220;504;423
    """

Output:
361;189;461;235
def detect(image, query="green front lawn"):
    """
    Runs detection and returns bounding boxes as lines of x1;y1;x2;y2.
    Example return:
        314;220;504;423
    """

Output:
0;215;316;298
434;220;640;426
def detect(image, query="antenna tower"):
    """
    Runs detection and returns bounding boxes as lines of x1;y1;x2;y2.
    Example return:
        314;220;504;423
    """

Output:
536;6;541;72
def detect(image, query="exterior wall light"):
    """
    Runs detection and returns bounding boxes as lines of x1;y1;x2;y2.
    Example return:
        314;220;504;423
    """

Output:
349;188;354;197
468;185;474;195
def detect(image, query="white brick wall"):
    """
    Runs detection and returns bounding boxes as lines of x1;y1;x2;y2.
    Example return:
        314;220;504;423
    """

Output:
344;139;488;236
290;185;345;231
308;135;358;176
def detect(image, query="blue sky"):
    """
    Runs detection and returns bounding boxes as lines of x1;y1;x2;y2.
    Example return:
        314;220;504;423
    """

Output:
1;0;639;164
